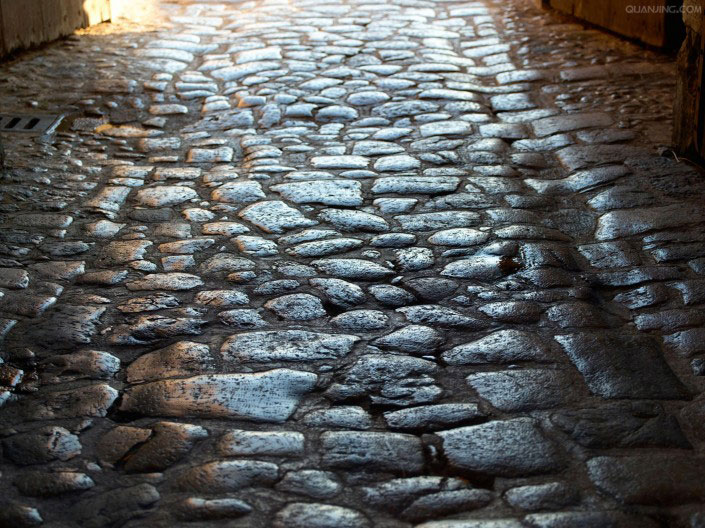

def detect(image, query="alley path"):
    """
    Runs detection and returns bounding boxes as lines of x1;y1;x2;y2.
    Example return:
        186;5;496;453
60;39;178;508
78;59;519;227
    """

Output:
0;0;703;526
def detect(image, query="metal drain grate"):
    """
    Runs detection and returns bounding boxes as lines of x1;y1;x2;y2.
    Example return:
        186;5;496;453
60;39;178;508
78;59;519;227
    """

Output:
0;114;63;135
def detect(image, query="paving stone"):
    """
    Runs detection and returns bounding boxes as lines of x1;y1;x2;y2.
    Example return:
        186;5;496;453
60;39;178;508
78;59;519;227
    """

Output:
127;341;214;383
302;406;374;430
437;419;564;477
124;422;208;473
551;402;691;449
504;482;579;511
401;489;494;522
265;293;326;320
546;302;607;328
41;350;120;383
273;503;370;528
0;503;43;527
374;154;421;171
664;328;705;356
121;369;317;422
554;332;689;399
373;325;444;354
178;460;278;492
327;354;441;407
532;113;613;137
428;228;489;247
202;221;250;236
310;278;366;308
360;477;477;515
384;404;485;432
396;212;480;231
321;431;425;474
332;310;389;331
587;455;705;505
0;293;56;317
397;305;487;329
312;155;370;169
395;247;434;271
211;181;265;203
588;186;659;212
523;512;659;528
33;305;105;348
97;425;151;464
319;208;389;232
526;165;629;194
578;241;640;268
14;471;95;497
313;258;395;280
200;253;256;274
402;278;458;302
556;145;647;171
372;176;460;195
12;384;118;420
352;141;404;156
159;237;215;254
276;470;342;499
272;180;363;206
369;284;417;307
596;204;705;240
134;186;199;207
222;330;358;362
70;484;160;528
177;497;252;521
118;292;180;313
126;272;204;291
478;301;543;323
419;120;472;137
239;200;317;233
468;369;583;411
204;299;253;320
218;429;304;457
2;1;703;525
0;268;29;289
2;426;81;465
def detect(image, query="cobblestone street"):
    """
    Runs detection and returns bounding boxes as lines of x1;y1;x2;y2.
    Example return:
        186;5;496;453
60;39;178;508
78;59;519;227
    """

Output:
1;0;704;526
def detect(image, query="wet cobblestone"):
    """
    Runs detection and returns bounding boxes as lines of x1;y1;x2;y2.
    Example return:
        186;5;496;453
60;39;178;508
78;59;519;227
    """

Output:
0;0;704;526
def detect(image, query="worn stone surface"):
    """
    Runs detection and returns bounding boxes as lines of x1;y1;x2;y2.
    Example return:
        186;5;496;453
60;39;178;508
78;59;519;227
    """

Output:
437;419;564;477
222;330;358;362
120;369;317;422
0;0;701;526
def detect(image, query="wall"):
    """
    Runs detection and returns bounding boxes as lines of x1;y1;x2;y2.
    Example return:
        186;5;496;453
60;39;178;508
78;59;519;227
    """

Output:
536;0;677;48
0;0;111;58
674;0;705;160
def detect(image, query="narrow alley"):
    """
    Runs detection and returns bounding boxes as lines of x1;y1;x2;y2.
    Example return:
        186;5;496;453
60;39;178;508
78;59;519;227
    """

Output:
0;0;703;526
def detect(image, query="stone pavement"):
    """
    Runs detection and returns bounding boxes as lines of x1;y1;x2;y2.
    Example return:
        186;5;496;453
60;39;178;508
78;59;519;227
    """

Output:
0;0;703;526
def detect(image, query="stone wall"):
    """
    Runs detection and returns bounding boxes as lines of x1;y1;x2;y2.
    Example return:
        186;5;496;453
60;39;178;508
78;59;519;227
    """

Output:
0;0;112;58
673;0;705;160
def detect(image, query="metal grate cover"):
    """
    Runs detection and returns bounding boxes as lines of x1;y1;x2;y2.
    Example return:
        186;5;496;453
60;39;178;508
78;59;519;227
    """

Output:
0;114;63;135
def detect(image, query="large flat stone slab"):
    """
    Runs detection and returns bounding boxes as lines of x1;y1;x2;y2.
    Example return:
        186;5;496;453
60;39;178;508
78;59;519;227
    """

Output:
120;369;317;422
321;431;425;474
532;113;612;137
595;204;705;240
437;419;563;477
221;330;359;362
554;332;688;399
271;181;363;206
443;330;552;365
556;145;646;171
587;455;705;505
127;341;214;383
239;201;317;233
